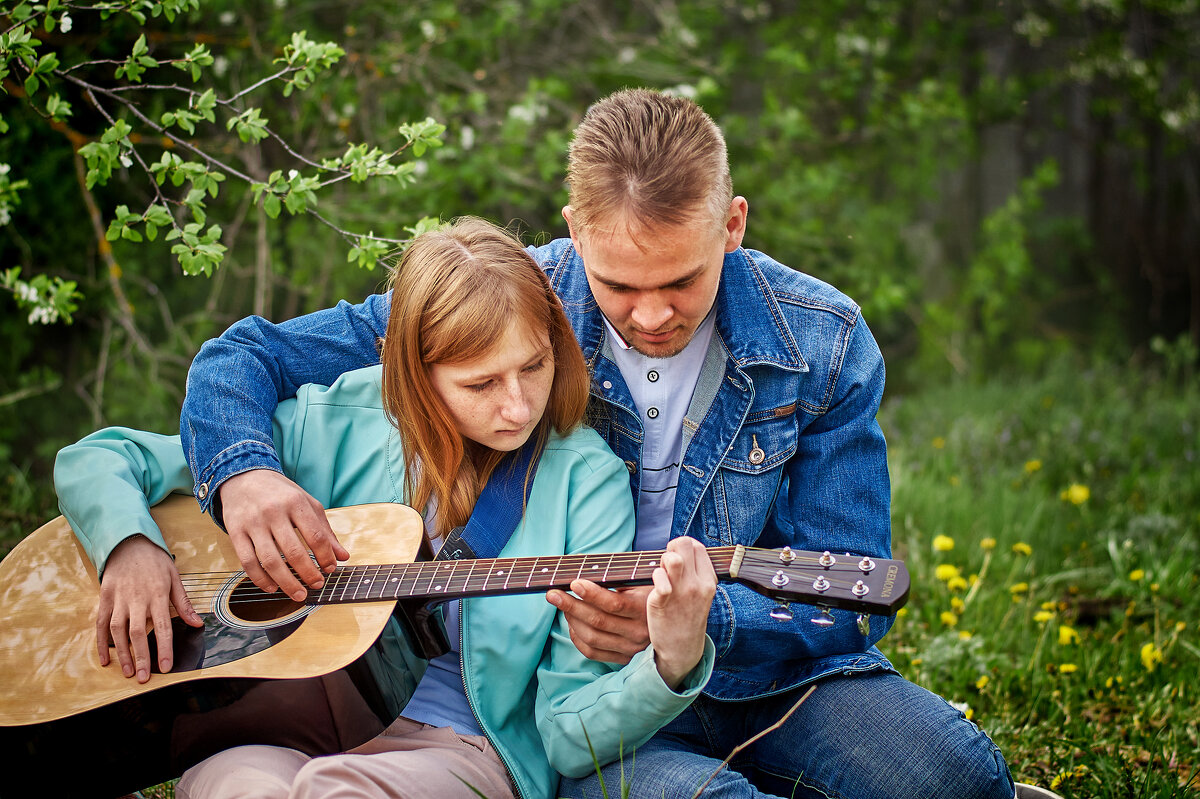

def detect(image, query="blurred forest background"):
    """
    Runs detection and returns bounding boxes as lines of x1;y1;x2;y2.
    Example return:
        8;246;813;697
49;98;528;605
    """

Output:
3;2;1200;796
2;0;1198;536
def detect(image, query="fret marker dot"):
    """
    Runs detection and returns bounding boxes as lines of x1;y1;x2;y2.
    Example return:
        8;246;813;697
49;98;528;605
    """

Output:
497;570;505;576
591;565;599;570
435;585;443;591
541;567;549;573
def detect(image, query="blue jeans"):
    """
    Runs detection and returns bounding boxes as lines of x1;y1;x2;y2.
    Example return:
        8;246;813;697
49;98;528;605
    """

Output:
559;672;1013;799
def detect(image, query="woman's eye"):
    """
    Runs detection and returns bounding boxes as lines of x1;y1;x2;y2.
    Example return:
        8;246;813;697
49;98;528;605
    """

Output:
467;381;492;392
523;359;547;373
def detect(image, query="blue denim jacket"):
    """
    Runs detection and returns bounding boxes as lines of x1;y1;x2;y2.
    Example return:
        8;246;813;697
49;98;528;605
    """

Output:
181;239;896;702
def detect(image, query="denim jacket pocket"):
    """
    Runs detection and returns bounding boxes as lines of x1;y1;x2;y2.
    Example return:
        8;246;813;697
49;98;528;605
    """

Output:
721;414;798;474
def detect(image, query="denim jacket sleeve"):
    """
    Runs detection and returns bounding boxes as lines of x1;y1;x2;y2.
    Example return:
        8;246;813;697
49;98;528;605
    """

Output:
705;317;895;677
179;295;389;514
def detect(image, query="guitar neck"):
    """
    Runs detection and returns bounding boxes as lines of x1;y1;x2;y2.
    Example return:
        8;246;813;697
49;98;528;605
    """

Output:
310;547;742;606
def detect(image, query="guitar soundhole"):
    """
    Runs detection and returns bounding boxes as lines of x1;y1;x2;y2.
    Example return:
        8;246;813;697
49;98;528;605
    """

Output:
228;580;304;623
213;575;316;631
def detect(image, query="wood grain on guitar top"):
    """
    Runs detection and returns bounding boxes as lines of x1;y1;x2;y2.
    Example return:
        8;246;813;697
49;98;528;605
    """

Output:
0;495;425;726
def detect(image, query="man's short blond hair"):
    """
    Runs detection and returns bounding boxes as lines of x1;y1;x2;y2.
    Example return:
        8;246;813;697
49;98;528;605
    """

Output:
566;88;733;236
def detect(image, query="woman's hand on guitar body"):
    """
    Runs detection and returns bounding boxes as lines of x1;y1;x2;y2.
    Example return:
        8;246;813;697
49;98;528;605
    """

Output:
217;470;350;601
98;535;203;683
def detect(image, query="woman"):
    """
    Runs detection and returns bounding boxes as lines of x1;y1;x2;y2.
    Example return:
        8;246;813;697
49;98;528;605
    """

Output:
54;218;717;799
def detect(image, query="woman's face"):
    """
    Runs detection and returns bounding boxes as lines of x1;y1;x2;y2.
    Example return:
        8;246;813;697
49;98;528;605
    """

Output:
428;322;555;452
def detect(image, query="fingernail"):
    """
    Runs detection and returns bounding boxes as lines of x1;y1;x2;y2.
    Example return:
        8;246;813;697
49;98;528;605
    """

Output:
122;664;133;677
136;668;148;681
160;659;171;672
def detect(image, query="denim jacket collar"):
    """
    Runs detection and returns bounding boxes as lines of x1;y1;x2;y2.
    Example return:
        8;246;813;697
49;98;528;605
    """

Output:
549;242;809;375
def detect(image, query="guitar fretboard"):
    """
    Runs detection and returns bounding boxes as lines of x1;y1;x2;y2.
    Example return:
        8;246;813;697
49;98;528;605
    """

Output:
310;547;741;605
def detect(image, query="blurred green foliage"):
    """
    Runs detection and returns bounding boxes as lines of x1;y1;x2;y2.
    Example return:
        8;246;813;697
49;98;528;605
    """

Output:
2;0;1199;540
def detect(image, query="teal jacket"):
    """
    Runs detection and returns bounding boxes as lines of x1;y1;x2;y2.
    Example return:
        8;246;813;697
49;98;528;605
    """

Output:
54;365;715;799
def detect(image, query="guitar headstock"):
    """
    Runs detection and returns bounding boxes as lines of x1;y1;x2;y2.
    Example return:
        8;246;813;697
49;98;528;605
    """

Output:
731;547;909;616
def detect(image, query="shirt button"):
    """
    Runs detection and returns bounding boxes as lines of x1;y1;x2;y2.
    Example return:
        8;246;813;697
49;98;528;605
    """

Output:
647;370;659;382
647;407;659;419
602;380;613;390
197;482;209;500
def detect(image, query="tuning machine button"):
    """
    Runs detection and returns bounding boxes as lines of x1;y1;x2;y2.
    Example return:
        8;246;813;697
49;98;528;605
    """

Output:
812;575;830;593
770;603;794;622
851;580;869;597
858;556;876;573
811;607;836;627
778;546;795;564
818;551;836;568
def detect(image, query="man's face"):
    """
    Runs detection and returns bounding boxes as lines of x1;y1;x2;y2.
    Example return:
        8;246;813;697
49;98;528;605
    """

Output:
565;199;747;358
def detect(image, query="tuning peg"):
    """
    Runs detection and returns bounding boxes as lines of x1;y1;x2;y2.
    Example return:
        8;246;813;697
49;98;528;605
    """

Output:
770;603;794;622
857;614;871;636
810;607;835;627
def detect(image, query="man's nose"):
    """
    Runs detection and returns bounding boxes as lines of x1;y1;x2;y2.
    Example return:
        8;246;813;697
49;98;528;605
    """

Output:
629;295;672;331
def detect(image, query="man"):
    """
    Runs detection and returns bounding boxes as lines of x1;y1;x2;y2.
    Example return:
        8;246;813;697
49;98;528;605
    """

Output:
168;89;1014;798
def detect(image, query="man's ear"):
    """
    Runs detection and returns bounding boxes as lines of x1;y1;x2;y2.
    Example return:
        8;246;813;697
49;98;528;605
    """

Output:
562;206;582;252
723;196;749;253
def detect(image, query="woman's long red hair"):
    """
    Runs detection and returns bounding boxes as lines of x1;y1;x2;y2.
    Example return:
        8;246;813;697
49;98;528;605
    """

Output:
379;218;590;540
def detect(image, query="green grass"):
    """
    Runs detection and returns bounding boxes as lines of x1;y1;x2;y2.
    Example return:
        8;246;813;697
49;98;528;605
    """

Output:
879;357;1200;797
5;356;1198;797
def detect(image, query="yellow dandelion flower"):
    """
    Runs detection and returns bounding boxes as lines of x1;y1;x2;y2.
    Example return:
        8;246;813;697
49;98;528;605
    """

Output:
1177;621;1187;633
896;607;909;618
911;658;923;666
1060;483;1090;505
935;564;961;582
1129;569;1144;581
968;573;979;585
947;575;968;592
1024;459;1042;473
1012;542;1032;556
965;707;974;720
1105;677;1114;688
932;436;946;449
1010;582;1029;594
1034;610;1054;624
975;675;990;690
958;630;973;640
1040;600;1058;611
1059;663;1078;674
1140;642;1163;672
933;535;955;552
940;611;959;627
1050;773;1068;790
980;537;997;551
951;597;965;613
948;475;960;486
1058;625;1081;646
1151;582;1159;593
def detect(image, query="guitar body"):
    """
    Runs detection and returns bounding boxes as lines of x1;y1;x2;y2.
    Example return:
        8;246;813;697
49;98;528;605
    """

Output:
0;495;426;798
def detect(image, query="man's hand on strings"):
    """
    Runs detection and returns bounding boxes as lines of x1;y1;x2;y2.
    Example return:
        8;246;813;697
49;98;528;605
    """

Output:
97;534;203;683
218;469;349;600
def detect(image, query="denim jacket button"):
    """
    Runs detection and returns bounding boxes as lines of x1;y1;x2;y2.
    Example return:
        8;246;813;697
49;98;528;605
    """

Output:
624;460;637;474
748;447;766;465
197;481;209;500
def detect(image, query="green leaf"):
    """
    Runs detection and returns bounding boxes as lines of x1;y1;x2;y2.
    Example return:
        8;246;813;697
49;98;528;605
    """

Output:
263;193;281;218
23;73;38;97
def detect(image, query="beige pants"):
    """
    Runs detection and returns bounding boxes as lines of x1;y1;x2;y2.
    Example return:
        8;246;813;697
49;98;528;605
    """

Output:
176;717;516;799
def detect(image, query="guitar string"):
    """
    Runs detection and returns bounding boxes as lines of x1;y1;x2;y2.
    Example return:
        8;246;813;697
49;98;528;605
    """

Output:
172;553;889;608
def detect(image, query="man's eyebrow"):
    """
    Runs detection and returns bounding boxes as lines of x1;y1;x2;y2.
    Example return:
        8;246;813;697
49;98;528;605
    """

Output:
595;263;708;291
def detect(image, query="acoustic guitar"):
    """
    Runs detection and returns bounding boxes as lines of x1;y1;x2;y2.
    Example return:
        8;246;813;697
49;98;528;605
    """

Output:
0;494;908;797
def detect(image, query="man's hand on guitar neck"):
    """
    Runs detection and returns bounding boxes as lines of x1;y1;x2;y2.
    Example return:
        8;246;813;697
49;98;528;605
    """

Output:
98;535;203;683
217;470;350;601
547;536;717;688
